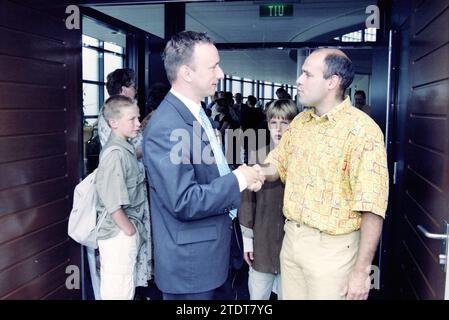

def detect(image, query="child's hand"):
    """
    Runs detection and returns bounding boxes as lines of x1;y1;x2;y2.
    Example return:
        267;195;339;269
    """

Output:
125;226;136;237
243;251;254;267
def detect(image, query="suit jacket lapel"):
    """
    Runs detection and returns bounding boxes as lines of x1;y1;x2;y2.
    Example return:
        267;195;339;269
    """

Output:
164;92;211;148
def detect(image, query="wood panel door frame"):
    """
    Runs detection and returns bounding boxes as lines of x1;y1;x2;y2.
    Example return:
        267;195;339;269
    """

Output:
0;0;83;299
390;0;449;300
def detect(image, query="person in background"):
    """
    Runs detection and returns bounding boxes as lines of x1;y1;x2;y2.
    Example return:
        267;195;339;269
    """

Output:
98;68;137;148
239;99;298;300
275;87;292;100
141;82;170;130
354;90;371;115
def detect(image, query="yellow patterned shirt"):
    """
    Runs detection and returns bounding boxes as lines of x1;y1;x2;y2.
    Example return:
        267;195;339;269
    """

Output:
266;97;389;235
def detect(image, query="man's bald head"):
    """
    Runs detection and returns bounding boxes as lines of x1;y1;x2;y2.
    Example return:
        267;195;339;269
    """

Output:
313;48;349;59
311;48;354;98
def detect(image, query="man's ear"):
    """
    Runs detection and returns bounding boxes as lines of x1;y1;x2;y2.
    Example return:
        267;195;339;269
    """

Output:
328;74;341;91
179;65;193;82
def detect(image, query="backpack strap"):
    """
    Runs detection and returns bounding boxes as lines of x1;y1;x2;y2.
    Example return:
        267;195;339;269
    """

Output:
99;146;121;164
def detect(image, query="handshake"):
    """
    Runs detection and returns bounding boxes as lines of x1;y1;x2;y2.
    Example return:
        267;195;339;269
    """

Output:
236;163;278;192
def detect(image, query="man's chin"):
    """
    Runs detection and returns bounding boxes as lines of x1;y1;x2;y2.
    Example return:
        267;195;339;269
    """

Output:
299;97;313;107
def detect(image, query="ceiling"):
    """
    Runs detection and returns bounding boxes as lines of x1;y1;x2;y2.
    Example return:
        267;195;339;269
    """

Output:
84;0;378;84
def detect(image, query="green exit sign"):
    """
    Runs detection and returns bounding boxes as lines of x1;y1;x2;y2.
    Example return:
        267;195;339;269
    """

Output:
260;4;293;17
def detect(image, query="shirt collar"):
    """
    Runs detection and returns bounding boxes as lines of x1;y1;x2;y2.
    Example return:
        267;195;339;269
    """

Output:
106;132;135;154
302;96;352;124
170;88;202;124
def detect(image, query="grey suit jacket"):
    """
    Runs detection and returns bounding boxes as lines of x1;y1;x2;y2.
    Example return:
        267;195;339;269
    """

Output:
143;92;241;294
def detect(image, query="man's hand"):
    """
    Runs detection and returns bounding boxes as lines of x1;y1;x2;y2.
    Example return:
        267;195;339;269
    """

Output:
341;212;383;300
247;180;263;192
237;164;265;192
253;163;279;182
243;251;254;267
340;269;371;300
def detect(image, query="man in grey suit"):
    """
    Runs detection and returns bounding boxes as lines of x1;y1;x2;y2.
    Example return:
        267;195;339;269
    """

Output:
143;31;264;300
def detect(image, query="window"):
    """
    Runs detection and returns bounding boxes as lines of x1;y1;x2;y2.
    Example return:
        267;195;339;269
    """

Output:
83;83;100;117
232;79;242;94
264;83;273;101
338;28;377;42
104;52;124;81
82;47;99;81
224;76;232;92
243;81;254;97
82;11;127;126
364;28;377;42
342;30;362;42
220;74;295;106
217;78;224;92
292;88;297;99
82;34;125;126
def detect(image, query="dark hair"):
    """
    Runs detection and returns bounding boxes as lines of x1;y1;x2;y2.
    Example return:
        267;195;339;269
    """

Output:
247;95;257;107
322;54;354;98
146;82;170;113
354;90;366;99
106;68;135;96
162;31;213;84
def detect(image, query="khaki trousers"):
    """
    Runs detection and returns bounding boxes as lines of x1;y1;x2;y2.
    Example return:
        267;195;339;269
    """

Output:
98;231;138;300
248;267;282;300
280;220;360;300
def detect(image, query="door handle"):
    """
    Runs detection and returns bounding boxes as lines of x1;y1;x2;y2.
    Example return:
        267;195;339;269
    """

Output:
417;225;448;240
418;224;449;272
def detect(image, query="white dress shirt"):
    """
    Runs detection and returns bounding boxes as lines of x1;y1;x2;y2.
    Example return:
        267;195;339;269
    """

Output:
170;89;247;192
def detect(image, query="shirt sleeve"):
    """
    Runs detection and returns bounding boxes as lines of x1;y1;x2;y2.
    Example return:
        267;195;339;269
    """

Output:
233;169;247;192
242;233;254;253
265;125;292;184
349;127;389;218
95;150;130;214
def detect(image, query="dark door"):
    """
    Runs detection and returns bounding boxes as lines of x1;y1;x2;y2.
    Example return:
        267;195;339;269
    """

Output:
395;0;449;299
0;0;82;299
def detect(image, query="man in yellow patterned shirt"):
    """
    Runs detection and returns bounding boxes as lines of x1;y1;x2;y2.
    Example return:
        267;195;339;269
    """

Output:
257;48;388;300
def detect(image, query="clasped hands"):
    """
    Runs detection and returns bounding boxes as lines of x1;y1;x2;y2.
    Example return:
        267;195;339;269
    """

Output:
237;164;268;192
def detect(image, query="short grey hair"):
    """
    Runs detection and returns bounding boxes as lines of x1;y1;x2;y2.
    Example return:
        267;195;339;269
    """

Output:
322;54;354;98
162;31;214;84
102;95;136;123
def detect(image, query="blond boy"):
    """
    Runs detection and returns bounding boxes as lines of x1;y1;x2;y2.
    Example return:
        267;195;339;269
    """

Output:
95;95;146;300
